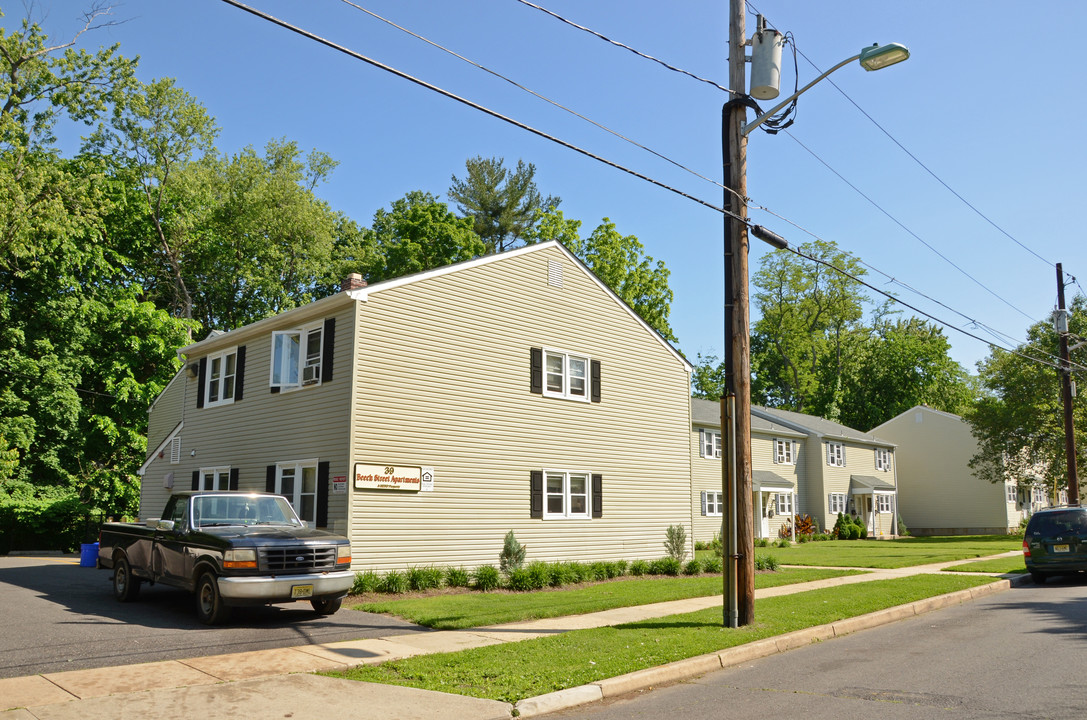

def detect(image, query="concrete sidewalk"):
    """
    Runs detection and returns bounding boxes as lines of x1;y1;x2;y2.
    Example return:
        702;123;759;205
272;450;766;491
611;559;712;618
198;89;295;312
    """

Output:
0;553;1026;719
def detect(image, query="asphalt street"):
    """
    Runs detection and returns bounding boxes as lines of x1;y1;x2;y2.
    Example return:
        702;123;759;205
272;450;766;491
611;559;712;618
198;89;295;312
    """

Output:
0;555;428;679
545;575;1087;719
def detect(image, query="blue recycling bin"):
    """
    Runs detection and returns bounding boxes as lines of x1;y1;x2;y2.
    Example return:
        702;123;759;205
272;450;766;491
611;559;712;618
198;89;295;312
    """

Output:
80;542;99;568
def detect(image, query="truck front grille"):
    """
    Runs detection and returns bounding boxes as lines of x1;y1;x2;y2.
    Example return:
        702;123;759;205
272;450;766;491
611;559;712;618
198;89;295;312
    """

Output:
260;546;338;572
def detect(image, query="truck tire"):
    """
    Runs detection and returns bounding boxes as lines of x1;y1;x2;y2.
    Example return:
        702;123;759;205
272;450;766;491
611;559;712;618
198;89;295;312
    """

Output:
310;595;343;615
113;557;141;602
195;572;231;625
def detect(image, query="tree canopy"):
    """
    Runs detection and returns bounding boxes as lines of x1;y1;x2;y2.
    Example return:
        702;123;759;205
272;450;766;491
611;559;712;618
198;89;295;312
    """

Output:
448;156;557;253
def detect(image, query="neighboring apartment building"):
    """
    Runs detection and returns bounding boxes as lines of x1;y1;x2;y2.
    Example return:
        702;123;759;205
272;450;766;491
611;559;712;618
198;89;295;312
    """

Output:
752;406;899;537
690;398;805;542
873;405;1031;535
139;242;694;571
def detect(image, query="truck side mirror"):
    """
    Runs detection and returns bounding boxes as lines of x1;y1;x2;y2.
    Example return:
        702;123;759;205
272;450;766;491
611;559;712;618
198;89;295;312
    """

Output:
156;519;176;532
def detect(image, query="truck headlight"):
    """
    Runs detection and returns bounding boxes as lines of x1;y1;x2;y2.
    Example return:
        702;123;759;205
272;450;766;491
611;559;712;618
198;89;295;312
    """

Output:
337;545;352;565
223;549;258;569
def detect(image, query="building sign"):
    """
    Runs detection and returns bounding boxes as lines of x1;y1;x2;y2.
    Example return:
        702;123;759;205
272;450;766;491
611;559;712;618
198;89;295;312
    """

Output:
421;466;435;492
332;475;348;494
354;463;422;491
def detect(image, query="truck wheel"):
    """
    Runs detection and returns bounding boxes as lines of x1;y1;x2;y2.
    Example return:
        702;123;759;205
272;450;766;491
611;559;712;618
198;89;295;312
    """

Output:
195;572;231;625
113;557;141;602
310;595;343;616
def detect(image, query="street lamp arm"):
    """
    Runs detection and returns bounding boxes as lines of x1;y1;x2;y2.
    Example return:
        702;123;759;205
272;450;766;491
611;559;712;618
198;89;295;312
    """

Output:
743;54;859;136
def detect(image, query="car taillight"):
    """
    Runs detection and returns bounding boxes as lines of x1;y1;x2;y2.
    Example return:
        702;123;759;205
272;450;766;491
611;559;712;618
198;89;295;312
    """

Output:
1023;538;1030;557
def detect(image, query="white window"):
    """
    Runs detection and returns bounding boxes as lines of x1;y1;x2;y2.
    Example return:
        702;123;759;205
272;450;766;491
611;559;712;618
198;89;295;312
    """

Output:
774;439;795;465
1032;487;1046;505
828;492;847;514
877;494;893;513
875;448;892;471
776;493;794;515
544;471;591;519
826;442;845;467
205;348;237;407
170;436;182;464
200;467;231;491
701;430;722;459
271;324;323;390
543;349;590;401
1006;484;1017;503
275;459;318;524
702;490;723;516
1060;490;1069;505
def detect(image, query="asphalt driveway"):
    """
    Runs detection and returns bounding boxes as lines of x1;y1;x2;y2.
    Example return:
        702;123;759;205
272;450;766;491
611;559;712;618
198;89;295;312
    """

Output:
0;555;427;679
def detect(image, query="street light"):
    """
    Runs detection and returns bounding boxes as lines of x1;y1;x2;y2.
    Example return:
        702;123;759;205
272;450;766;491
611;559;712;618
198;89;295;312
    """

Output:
722;4;909;629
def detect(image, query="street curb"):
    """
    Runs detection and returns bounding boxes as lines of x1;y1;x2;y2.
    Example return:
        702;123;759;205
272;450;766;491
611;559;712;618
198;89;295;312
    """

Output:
513;576;1017;717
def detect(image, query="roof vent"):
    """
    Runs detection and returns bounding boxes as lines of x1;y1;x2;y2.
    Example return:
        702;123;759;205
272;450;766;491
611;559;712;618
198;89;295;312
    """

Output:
548;260;563;288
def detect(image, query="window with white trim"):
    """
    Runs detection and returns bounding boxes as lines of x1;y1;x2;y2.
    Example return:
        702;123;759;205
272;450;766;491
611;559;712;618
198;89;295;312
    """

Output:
204;348;237;407
275;459;318;524
774;438;795;465
877;494;893;513
271;324;323;390
1060;490;1069;505
828;492;847;514
875;448;892;471
826;442;845;467
702;490;723;516
1005;484;1017;503
544;471;591;519
701;430;722;459
199;467;231;491
1032;487;1046;504
543;349;590;401
776;493;794;515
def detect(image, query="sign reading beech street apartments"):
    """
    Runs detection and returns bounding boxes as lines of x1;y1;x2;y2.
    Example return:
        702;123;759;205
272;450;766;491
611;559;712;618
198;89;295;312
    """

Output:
354;463;422;491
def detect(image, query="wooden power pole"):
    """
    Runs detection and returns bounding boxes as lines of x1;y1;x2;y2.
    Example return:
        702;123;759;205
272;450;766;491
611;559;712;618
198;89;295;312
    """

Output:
1056;263;1080;505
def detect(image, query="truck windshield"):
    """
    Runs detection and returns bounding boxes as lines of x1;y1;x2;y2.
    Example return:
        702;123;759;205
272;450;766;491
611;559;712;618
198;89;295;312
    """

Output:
192;495;301;528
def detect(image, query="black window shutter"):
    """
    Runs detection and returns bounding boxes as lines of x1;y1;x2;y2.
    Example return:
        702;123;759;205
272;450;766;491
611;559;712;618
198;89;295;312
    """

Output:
316;461;330;527
191;470;200;491
591;474;603;518
196;357;207;408
266;465;277;493
590;360;601;403
530;348;543;394
530;470;543;518
234;346;246;401
322;318;335;383
228;468;239;491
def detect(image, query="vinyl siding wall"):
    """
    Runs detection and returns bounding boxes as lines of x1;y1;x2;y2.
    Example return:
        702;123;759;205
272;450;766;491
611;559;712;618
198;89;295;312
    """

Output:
347;246;692;571
691;424;723;542
753;434;800;540
140;372;189;520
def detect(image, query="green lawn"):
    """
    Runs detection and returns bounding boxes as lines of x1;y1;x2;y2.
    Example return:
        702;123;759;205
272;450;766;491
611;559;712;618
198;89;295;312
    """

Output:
713;535;1021;569
355;567;860;629
333;574;994;704
942;556;1027;574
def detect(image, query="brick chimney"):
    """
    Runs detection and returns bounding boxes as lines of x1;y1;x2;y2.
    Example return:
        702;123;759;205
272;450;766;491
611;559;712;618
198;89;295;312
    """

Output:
341;273;367;292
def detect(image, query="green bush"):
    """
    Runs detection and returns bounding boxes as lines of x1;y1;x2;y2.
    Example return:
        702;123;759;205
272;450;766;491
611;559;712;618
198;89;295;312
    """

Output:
898;517;911;537
664;524;688;561
525;561;551;590
754;537;770;548
754;554;779;571
499;530;526;574
444;566;470;588
775;538;790;548
629;559;650;576
472;564;501;591
378;570;407;594
694;540;707;551
650;557;682;576
587;561;608;581
605;560;628;578
506;567;532;591
351;569;380;594
700;555;723;573
0;485;103;553
683;559;702;575
549;562;577;587
566;561;592;583
406;566;443;591
797;534;810;544
711;531;723;558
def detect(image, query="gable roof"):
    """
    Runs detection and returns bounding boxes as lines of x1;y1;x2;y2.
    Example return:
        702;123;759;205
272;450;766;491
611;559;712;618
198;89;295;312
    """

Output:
870;404;966;434
691;398;805;438
751;405;895;449
177;241;690;370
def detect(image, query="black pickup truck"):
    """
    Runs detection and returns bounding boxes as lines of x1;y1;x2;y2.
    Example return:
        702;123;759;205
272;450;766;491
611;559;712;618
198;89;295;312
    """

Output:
98;491;354;624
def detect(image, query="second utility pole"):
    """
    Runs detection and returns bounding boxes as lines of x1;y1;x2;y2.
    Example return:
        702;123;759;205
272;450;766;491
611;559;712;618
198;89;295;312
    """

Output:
1056;263;1080;506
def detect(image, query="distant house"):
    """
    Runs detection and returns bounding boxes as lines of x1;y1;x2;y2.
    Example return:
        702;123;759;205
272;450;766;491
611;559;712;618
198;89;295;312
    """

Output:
139;241;694;571
690;398;804;542
872;405;1036;535
752;406;899;537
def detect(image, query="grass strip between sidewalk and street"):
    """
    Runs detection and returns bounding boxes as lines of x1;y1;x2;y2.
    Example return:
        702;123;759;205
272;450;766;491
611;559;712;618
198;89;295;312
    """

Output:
354;567;860;630
718;535;1022;569
330;573;995;704
942;556;1027;574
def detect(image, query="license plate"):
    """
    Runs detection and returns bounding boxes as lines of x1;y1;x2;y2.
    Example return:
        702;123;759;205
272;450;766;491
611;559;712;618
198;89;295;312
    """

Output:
291;584;314;599
1053;544;1070;553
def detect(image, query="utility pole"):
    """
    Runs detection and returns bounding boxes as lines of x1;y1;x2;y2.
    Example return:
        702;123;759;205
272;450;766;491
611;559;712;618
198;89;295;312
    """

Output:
723;0;754;626
1056;263;1080;505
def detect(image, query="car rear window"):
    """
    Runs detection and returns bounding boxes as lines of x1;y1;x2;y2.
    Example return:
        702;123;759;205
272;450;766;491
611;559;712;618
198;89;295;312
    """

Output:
1028;511;1087;536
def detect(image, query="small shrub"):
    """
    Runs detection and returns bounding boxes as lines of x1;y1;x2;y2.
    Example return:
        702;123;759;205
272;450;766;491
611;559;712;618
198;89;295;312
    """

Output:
378;570;407;594
664;524;688;562
859;524;868;540
548;562;573;587
775;538;790;548
711;531;723;558
694;540;708;551
351;569;380;594
406;565;443;591
606;560;628;578
567;561;592;583
444;566;470;588
754;537;770;548
506;567;533;591
898;517;911;537
526;561;550;589
499;530;527;574
589;561;609;581
754;554;779;571
700;555;722;573
797;534;809;544
472;564;501;591
683;559;702;575
630;559;650;576
650;557;682;576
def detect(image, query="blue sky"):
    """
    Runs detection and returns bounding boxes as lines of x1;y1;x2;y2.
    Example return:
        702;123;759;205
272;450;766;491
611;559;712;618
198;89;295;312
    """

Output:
13;0;1086;372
